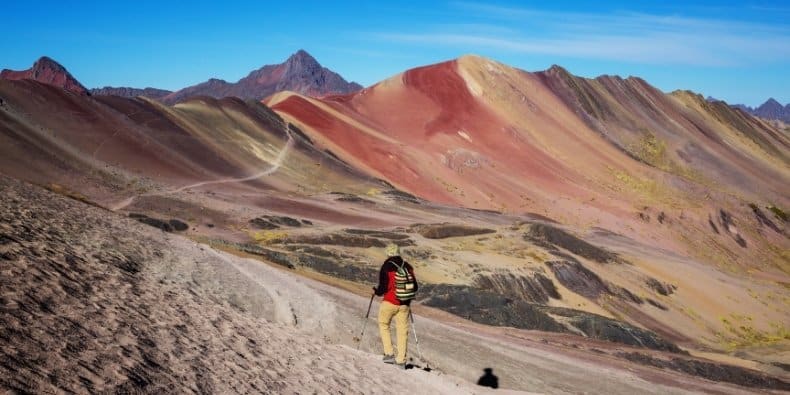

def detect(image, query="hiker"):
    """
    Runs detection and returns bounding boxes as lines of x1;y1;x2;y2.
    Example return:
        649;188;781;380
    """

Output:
373;243;418;368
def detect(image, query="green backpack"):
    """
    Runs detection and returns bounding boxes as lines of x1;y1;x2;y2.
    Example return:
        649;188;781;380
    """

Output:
393;261;416;301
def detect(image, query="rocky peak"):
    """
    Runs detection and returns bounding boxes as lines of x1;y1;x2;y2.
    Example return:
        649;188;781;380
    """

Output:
546;64;571;76
285;49;320;69
162;50;361;104
759;98;782;111
753;98;789;121
1;56;88;95
280;50;328;83
31;56;66;75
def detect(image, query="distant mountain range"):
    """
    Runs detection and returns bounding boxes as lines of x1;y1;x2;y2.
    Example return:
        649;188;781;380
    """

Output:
159;50;362;104
1;50;362;103
89;86;172;99
707;96;790;122
5;55;784;124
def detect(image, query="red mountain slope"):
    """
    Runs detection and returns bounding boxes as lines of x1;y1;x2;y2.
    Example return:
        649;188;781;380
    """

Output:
268;55;789;270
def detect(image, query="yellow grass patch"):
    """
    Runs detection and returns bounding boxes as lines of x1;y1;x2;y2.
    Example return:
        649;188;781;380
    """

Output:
717;314;790;351
250;230;288;244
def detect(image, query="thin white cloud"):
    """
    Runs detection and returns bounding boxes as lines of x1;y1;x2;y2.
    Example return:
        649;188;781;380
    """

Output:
373;2;790;66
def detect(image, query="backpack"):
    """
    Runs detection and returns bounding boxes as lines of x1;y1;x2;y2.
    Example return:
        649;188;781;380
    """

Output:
393;261;416;301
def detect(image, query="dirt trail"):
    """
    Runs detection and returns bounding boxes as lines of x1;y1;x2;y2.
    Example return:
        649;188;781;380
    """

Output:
109;127;295;211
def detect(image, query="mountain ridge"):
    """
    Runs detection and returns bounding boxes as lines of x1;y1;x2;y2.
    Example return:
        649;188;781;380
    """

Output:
89;86;172;99
1;51;362;104
160;50;362;104
708;96;790;122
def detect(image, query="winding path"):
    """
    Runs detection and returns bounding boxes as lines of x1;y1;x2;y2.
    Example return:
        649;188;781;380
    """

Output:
110;127;295;211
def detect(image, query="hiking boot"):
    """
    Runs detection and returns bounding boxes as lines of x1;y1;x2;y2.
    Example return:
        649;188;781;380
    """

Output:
395;362;407;370
382;354;395;364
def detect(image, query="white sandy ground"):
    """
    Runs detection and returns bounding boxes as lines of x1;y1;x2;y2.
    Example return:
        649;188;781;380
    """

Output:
158;234;770;394
128;227;533;394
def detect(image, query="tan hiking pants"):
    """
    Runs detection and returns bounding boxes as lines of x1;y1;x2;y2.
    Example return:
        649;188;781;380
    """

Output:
378;300;409;364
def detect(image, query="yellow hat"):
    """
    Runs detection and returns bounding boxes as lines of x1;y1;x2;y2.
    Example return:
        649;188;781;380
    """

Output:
385;243;400;257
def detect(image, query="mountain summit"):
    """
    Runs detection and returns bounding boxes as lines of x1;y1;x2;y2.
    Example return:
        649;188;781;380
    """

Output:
752;98;789;122
161;50;362;104
0;56;88;95
711;97;790;122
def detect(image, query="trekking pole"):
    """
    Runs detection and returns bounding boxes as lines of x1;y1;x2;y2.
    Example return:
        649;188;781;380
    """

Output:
356;292;375;350
408;309;426;366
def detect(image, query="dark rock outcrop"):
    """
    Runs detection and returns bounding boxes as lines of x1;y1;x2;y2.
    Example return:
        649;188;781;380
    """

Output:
334;195;375;205
708;215;720;234
618;352;790;390
416;223;496;239
717;209;747;247
249;217;279;230
211;240;376;281
343;228;410;240
473;272;560;304
546;260;609;300
547;307;679;352
274;233;414;248
418;283;680;352
646;298;668;310
748;203;783;234
168;219;189;232
547;260;644;304
296;253;376;283
381;189;422;204
419;283;567;333
249;215;306;229
209;239;295;269
525;224;618;263
645;278;676;296
128;214;187;233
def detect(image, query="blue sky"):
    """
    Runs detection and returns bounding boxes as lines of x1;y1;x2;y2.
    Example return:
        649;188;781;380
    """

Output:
2;1;788;106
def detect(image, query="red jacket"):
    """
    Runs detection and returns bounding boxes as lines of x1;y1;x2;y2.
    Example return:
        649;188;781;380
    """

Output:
374;256;418;306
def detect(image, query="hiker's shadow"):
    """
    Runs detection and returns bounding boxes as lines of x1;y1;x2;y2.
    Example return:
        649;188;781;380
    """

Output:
477;367;499;389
